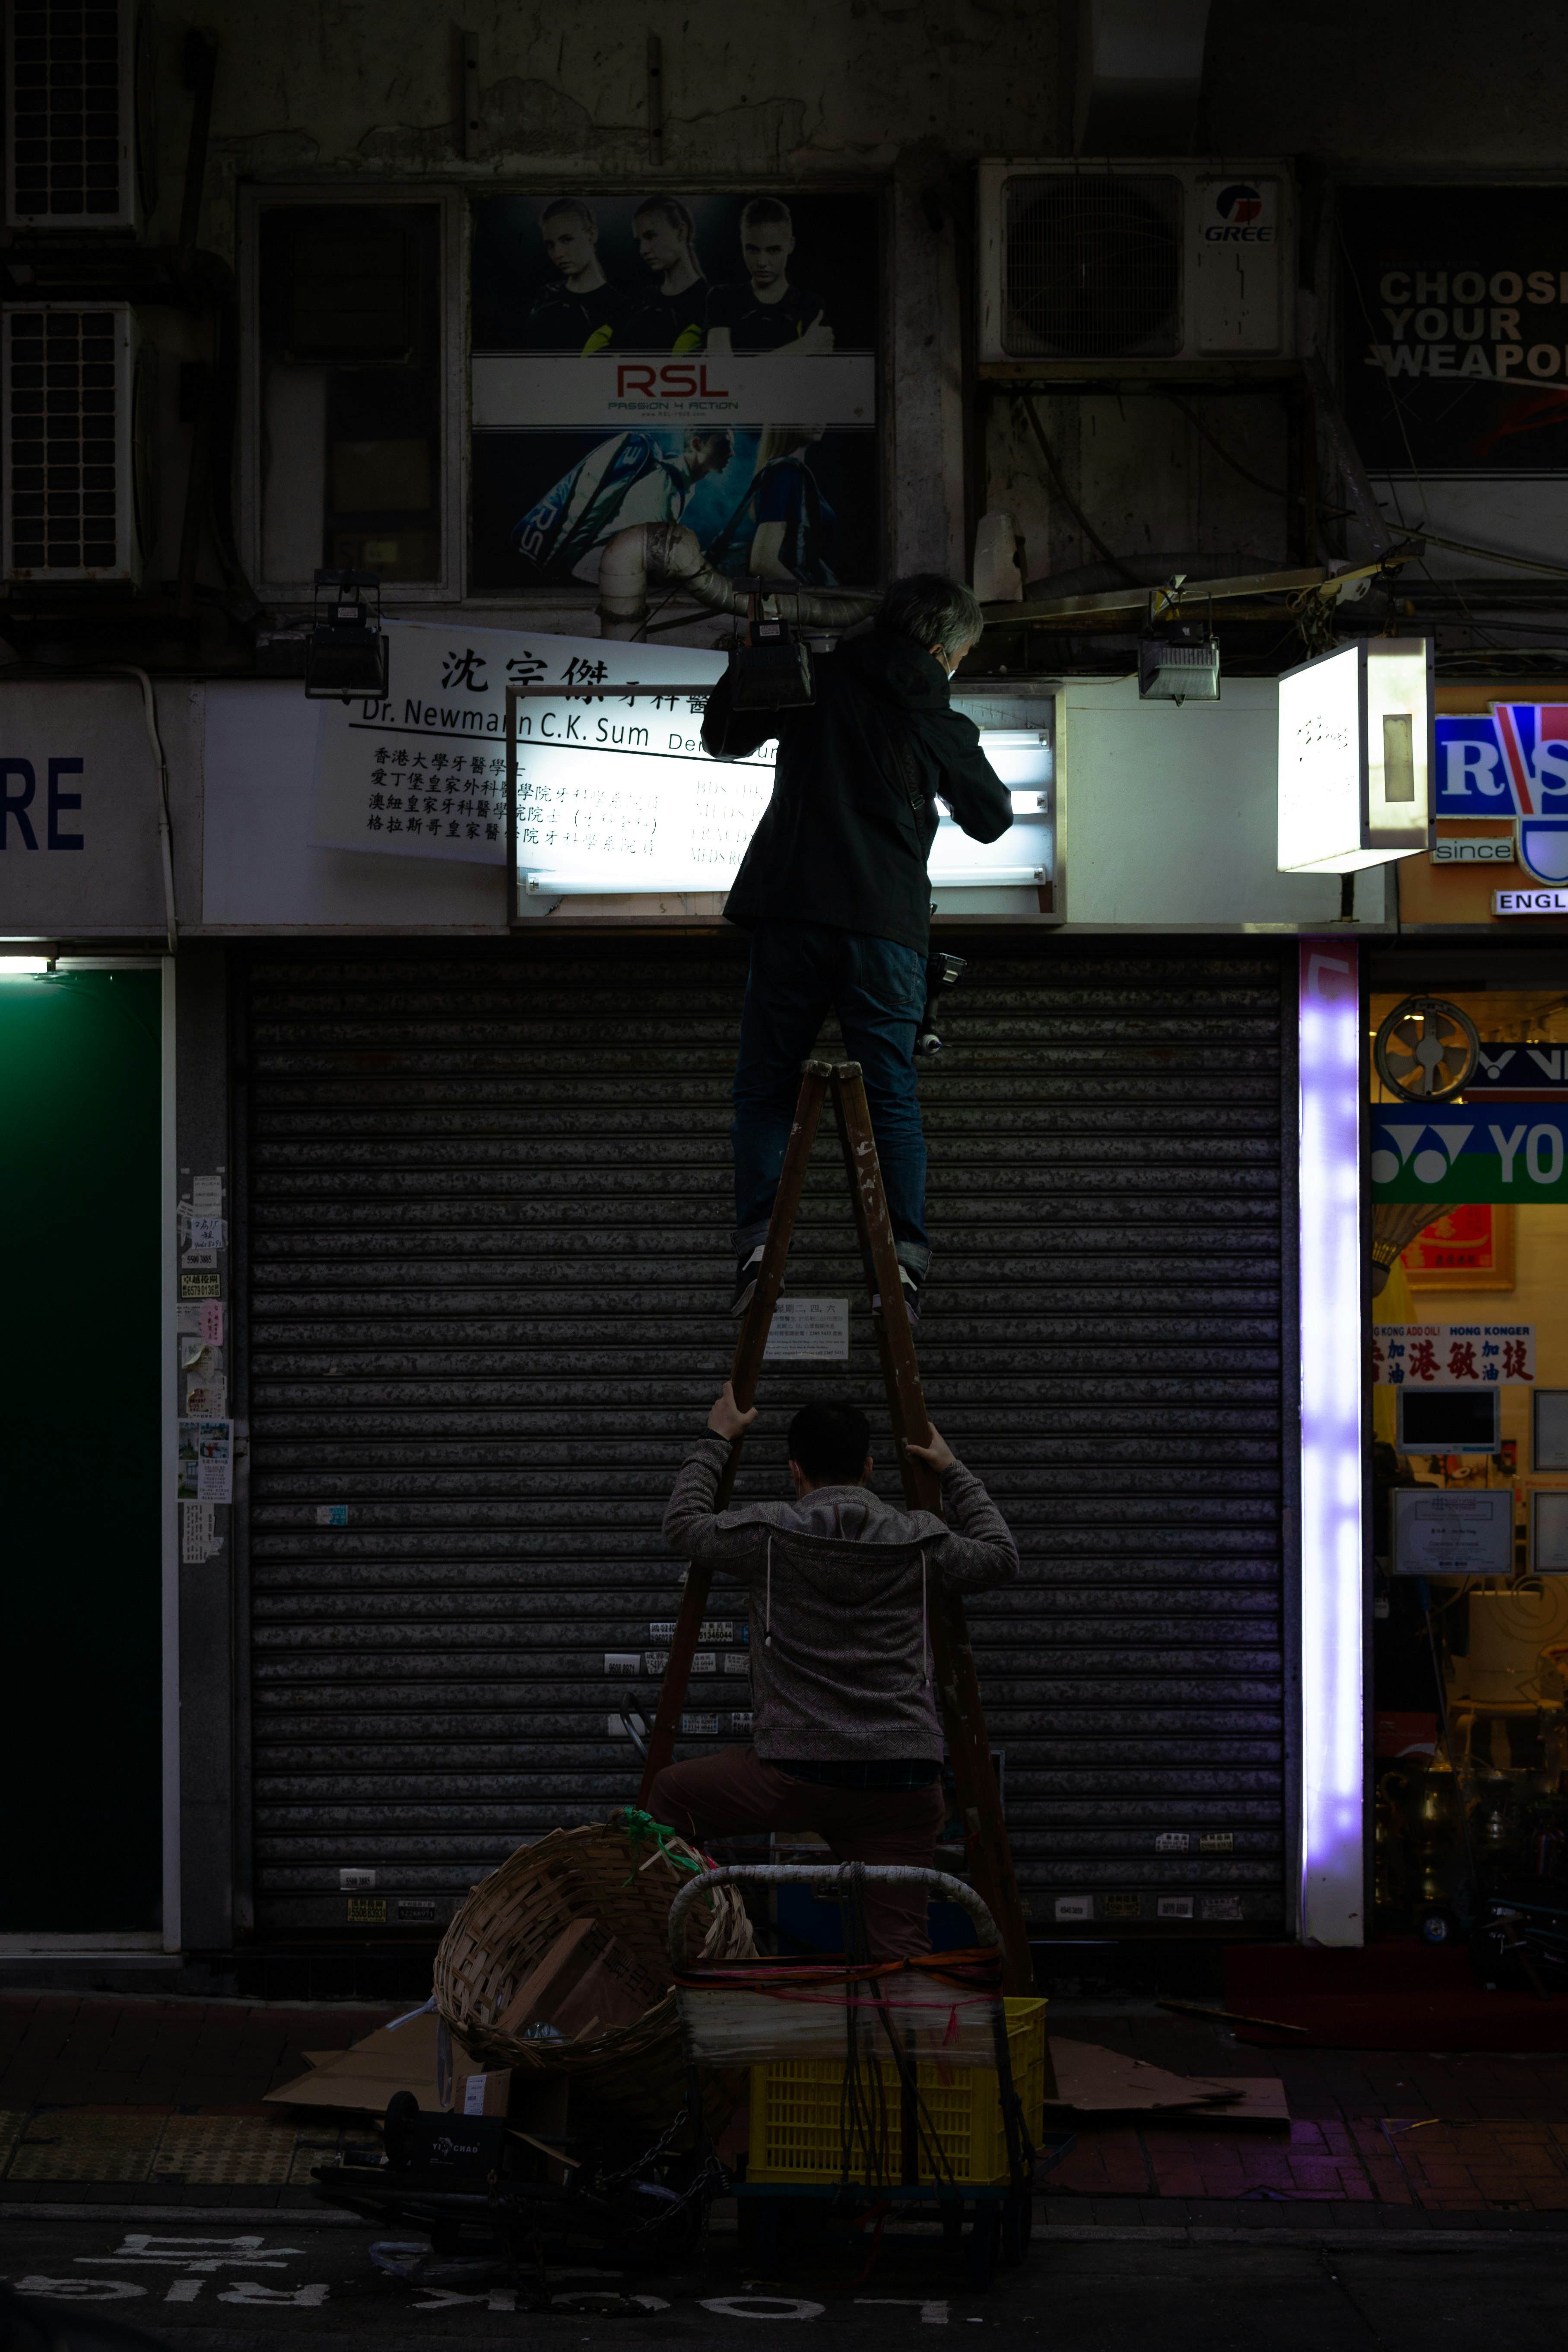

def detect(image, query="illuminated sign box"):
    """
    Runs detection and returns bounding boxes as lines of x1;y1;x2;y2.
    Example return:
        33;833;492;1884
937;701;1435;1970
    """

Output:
311;623;1054;904
1277;637;1432;874
511;696;1054;901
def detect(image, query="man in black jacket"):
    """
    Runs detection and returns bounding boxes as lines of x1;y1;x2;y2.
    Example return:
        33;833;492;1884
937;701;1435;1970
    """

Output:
702;574;1012;1321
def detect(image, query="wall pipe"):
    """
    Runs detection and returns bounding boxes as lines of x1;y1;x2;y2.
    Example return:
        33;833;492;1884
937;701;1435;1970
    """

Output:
595;522;882;640
111;666;178;955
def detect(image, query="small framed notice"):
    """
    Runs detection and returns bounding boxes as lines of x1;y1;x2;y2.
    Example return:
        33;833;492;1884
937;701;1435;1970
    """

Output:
763;1298;850;1361
1391;1488;1513;1577
1534;1390;1568;1471
1533;1489;1568;1573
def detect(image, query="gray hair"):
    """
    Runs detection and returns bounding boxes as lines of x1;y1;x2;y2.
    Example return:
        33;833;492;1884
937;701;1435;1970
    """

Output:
876;573;984;663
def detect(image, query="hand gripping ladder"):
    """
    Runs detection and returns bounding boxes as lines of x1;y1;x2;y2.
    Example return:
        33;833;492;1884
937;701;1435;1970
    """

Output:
636;1057;1038;1998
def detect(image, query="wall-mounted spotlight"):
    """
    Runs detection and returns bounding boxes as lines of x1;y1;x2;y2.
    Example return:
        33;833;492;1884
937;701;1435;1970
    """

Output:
725;599;815;711
304;569;389;701
1137;575;1219;705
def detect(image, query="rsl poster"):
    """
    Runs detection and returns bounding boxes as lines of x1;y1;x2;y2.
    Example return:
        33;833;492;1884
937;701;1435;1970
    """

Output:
469;190;880;593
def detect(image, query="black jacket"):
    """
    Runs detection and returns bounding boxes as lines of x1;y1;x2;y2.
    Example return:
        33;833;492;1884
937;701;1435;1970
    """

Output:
702;632;1013;953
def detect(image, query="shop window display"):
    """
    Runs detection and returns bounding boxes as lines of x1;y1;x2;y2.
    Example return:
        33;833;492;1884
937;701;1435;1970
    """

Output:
1370;985;1568;1973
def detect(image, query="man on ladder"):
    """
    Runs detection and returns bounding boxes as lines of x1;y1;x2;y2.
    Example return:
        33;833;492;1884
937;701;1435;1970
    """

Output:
702;574;1012;1325
648;1379;1019;1962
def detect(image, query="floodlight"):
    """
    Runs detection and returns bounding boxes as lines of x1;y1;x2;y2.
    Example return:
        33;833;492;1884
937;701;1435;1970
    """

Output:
304;569;389;701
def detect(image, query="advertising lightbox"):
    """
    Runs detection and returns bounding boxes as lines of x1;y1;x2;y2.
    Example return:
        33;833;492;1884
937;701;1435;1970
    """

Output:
1277;638;1432;874
309;621;1054;902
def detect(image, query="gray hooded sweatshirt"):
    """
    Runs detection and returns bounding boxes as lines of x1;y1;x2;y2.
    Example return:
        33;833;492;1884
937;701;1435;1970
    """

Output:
662;1434;1019;1763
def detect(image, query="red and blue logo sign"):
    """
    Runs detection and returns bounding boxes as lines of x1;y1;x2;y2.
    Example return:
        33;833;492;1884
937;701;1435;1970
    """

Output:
1435;706;1568;880
1437;706;1568;814
1215;183;1263;225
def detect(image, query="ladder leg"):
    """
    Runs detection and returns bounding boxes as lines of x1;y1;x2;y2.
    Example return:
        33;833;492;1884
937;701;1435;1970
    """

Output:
829;1064;1040;2006
637;1060;833;1804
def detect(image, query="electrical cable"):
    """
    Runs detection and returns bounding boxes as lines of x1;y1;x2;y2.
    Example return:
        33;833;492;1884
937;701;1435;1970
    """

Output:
106;666;178;956
1412;531;1568;580
1159;386;1353;518
1336;226;1488;645
1019;395;1144;588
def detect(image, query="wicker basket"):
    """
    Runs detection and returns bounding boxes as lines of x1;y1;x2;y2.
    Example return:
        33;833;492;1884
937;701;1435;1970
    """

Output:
432;1817;754;2133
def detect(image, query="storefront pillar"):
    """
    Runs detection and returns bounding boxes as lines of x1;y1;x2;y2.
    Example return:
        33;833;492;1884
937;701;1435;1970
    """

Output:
1297;941;1368;1943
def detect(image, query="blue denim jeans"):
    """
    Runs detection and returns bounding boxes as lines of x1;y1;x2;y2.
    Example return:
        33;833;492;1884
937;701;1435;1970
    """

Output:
731;922;930;1272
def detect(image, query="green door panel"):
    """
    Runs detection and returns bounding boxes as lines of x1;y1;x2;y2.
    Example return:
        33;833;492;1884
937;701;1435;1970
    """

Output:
0;969;163;1932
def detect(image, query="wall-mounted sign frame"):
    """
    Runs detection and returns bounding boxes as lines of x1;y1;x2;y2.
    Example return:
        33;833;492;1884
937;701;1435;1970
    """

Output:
1534;1390;1568;1472
1391;1487;1513;1577
500;678;1055;911
310;622;1055;913
1532;1487;1568;1573
1277;637;1433;874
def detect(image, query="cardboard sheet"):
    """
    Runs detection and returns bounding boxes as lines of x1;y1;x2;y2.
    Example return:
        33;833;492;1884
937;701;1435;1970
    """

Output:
1044;2038;1288;2125
265;2012;478;2115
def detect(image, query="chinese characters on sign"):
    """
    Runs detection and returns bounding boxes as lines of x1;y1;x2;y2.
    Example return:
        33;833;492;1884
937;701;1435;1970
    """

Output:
1401;1202;1513;1292
309;619;770;880
1372;1324;1534;1385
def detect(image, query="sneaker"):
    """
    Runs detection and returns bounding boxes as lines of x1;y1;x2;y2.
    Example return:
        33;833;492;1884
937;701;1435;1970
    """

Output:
731;1245;767;1317
871;1263;924;1327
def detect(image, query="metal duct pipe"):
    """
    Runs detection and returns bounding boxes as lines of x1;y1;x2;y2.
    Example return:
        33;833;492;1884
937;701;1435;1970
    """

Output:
1074;0;1212;154
595;521;882;640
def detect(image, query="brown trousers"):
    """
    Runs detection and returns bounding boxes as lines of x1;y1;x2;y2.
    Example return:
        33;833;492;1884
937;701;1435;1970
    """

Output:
648;1746;946;1962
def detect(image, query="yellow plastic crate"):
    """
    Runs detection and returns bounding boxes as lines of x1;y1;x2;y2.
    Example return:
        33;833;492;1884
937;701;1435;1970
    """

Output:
746;1996;1047;2188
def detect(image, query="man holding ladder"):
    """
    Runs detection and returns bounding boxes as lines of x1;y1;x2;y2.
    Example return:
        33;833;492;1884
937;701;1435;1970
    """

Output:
648;1379;1019;1962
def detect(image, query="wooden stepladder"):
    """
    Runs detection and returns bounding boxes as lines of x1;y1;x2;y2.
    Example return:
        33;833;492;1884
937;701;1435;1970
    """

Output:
637;1057;1038;1999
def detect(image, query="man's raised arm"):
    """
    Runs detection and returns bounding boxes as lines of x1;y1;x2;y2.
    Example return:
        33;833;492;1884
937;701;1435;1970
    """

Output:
662;1381;763;1562
931;715;1014;845
908;1423;1020;1590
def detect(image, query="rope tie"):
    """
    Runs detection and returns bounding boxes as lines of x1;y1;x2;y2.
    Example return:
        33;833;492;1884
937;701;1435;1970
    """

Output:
620;1806;706;1886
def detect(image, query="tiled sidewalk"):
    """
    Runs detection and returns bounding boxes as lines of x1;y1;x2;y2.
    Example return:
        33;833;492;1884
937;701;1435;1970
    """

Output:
2;1992;1567;2217
0;1993;398;2114
1042;2016;1568;2215
1045;2114;1568;2211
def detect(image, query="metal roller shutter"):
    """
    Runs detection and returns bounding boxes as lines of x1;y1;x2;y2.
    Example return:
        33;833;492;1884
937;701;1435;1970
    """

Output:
242;939;1289;1939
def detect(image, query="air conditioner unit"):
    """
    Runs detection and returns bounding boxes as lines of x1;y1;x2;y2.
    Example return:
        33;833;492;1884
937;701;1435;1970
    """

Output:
976;159;1296;368
3;302;158;581
5;0;156;230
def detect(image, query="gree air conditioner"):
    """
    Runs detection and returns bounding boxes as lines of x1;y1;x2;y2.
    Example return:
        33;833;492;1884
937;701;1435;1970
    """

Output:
5;0;157;230
3;302;159;581
976;160;1296;368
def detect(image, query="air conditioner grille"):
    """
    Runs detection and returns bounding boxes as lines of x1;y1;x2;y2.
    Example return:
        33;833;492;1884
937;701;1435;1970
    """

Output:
6;308;121;572
1003;173;1183;359
9;0;126;220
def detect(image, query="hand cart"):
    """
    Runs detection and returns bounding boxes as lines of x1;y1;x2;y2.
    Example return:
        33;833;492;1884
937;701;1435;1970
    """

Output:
670;1863;1074;2292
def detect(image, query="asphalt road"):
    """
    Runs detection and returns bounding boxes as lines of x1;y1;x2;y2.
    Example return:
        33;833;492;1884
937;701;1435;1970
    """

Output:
2;2212;1566;2348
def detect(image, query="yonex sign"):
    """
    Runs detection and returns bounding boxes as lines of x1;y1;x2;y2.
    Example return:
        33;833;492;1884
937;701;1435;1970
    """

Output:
1371;1106;1568;1202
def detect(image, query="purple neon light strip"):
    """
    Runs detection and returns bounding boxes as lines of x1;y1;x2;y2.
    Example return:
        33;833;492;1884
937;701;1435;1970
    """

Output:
1297;943;1364;1944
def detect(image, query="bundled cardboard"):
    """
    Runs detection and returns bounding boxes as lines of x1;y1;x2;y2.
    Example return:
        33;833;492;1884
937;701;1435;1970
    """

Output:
498;1920;665;2043
496;1917;600;2036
